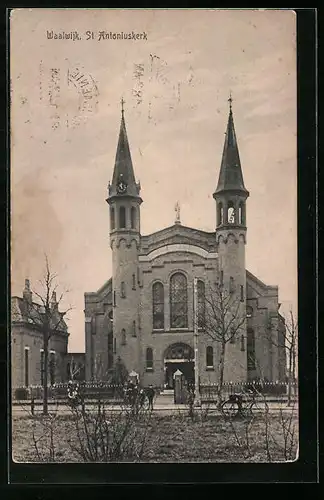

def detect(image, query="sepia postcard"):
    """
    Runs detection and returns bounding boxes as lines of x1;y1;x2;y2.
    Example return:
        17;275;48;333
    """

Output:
9;8;302;473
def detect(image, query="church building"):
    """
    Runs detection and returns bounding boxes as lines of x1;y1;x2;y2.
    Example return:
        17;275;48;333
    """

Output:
84;99;286;388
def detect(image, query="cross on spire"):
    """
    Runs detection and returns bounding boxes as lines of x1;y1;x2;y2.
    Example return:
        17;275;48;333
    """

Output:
175;201;181;224
121;97;125;116
228;91;233;111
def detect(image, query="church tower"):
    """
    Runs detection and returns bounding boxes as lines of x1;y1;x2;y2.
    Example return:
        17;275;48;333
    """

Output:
107;100;142;374
213;97;250;381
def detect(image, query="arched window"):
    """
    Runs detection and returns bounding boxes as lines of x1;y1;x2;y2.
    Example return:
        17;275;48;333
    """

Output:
152;282;164;329
121;282;126;298
247;328;256;370
217;202;224;226
121;328;126;345
131;206;136;229
132;320;136;337
170;273;188;328
146;347;153;370
206;346;214;368
110;207;115;230
227;201;235;224
119;206;126;228
197;280;205;328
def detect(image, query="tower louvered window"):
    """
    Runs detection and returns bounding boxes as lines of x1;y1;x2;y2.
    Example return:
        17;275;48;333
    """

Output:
119;206;126;228
131;206;136;229
110;207;115;230
170;273;188;329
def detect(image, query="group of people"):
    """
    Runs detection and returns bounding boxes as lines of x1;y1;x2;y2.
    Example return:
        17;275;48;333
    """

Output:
123;381;155;410
66;379;156;411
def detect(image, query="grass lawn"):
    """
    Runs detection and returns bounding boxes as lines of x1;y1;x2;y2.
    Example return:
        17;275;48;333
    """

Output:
12;409;298;463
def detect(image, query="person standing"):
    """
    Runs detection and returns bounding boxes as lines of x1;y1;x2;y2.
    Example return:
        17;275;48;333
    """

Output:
146;384;155;411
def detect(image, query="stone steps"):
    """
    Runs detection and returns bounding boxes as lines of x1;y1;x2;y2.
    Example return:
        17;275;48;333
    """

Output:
156;390;175;405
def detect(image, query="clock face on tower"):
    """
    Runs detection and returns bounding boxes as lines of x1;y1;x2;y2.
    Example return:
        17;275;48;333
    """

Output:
117;180;127;194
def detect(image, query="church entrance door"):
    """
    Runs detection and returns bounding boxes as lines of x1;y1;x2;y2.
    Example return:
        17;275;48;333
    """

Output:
164;343;194;390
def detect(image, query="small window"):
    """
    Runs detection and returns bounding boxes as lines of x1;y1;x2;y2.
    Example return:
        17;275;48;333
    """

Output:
121;329;126;345
121;282;126;298
24;348;29;387
146;347;153;370
246;306;253;318
230;276;234;294
132;274;136;290
240;285;244;302
119;206;126;228
206;346;214;368
110;207;115;230
131;206;136;229
132;320;136;337
113;338;116;354
113;291;116;307
240;335;245;351
220;270;224;286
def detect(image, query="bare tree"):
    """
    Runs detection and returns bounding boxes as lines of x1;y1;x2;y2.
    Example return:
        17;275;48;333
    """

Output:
266;309;298;405
198;280;246;403
19;256;71;415
67;356;84;381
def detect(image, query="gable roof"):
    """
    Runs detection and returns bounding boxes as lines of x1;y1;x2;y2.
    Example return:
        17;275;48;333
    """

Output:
11;296;68;334
140;224;217;255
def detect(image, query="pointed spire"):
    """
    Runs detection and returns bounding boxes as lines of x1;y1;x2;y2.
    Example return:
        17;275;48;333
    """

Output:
108;100;141;200
214;96;249;196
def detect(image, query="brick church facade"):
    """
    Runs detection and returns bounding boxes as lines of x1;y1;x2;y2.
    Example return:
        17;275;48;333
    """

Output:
84;101;286;388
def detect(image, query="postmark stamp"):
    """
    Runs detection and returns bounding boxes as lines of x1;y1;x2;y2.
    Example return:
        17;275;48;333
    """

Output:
39;60;99;130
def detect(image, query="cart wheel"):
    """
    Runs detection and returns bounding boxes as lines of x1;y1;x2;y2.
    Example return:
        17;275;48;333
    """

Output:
221;399;239;417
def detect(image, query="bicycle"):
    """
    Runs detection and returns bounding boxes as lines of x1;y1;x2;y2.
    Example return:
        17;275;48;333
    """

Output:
221;389;260;418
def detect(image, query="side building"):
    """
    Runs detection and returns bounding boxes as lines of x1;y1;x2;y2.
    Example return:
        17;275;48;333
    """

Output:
11;279;69;390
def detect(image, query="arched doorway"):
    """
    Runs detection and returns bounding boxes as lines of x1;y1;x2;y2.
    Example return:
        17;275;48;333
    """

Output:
164;343;194;389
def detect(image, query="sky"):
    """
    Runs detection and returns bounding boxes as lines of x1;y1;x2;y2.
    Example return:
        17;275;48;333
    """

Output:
10;9;297;352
